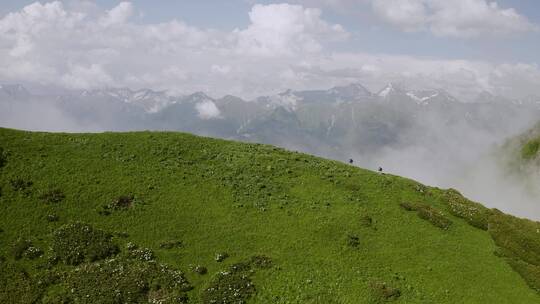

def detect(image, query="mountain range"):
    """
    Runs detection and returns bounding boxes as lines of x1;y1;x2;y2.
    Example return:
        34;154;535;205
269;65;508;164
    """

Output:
1;82;540;179
2;82;538;148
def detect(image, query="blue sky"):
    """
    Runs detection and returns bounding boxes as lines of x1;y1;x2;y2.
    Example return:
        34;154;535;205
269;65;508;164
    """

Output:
0;0;539;99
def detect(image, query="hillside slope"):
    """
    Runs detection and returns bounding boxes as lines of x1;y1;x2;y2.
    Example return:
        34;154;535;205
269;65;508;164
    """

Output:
498;122;540;192
1;128;540;303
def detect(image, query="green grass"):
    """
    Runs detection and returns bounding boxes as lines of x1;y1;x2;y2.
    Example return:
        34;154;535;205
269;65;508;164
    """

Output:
1;127;540;303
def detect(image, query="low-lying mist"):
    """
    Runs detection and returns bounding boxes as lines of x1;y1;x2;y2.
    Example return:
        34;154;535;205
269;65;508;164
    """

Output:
361;128;540;220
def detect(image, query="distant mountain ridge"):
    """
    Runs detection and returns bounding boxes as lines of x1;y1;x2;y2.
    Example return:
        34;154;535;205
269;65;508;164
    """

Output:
1;82;540;166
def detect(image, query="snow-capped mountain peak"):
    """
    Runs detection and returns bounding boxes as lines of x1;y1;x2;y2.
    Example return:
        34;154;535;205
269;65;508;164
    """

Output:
405;89;457;106
78;88;176;113
377;83;405;98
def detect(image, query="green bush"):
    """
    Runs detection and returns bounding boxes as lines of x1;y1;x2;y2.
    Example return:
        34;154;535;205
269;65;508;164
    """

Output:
46;214;59;222
9;178;33;192
52;222;118;265
11;238;32;260
360;215;373;227
107;195;135;210
400;202;452;230
160;240;183;249
506;259;540;292
250;255;273;269
0;147;6;168
347;234;360;248
488;211;540;267
370;281;401;302
129;248;155;262
417;205;452;230
194;265;208;275
443;189;491;230
201;263;256;304
23;246;43;259
64;259;191;304
39;189;65;204
201;255;273;303
399;202;418;211
215;252;229;262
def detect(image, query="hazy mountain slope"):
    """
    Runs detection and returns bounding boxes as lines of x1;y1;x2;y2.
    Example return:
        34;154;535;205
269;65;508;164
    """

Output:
497;122;540;190
1;128;540;303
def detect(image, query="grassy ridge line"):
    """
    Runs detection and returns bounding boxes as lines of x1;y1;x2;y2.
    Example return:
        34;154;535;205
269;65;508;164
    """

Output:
0;127;539;303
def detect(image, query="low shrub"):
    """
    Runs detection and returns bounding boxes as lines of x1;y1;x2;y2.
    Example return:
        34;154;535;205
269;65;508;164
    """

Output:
360;215;373;228
506;258;540;292
11;238;32;260
414;184;428;194
201;254;273;303
250;255;273;269
52;222;118;265
443;189;491;230
160;240;183;249
24;247;43;259
488;211;540;267
39;189;65;204
201;264;255;304
129;248;155;262
400;202;452;230
399;202;418;211
115;231;129;238
370;282;401;302
46;214;59;222
108;195;135;210
194;265;208;275
126;242;138;251
9;178;33;193
215;252;229;262
0;147;6;168
99;195;141;215
347;234;360;248
417;205;452;230
64;258;191;304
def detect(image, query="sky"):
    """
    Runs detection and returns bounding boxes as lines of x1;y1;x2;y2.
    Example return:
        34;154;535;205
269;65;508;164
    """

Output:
1;0;540;100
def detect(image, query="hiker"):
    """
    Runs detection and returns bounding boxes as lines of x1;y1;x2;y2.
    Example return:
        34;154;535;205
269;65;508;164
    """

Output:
349;159;354;165
378;167;383;173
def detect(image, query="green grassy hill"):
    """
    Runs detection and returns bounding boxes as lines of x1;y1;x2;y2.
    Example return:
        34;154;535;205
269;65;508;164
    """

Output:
502;121;540;164
1;127;540;303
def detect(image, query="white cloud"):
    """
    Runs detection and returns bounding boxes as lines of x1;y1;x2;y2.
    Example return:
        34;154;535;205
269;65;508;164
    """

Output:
99;1;133;27
0;1;539;100
372;0;427;31
61;63;113;89
371;0;539;37
211;65;231;75
235;3;348;56
195;100;221;119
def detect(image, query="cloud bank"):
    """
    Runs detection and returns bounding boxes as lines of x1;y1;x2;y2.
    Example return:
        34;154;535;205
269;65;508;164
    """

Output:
371;0;538;37
0;1;539;100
